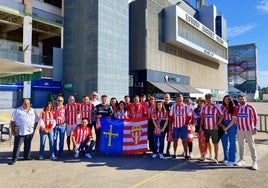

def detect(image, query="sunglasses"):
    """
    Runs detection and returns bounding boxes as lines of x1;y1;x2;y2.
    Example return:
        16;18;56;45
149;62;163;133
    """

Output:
58;100;63;102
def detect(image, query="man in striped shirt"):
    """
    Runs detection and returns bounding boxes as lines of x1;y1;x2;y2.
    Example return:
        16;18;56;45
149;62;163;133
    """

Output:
169;94;192;160
235;94;258;170
65;95;81;152
80;95;95;128
200;93;223;164
71;118;95;158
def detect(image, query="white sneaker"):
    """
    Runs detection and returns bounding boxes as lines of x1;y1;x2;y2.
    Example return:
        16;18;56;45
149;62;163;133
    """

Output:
225;162;235;166
85;153;92;159
252;161;258;170
209;154;214;160
159;154;164;159
152;154;158;159
74;151;79;158
189;152;193;159
235;159;245;166
213;159;218;164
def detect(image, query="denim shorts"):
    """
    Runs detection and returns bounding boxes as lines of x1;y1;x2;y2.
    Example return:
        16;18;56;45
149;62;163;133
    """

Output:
173;126;187;140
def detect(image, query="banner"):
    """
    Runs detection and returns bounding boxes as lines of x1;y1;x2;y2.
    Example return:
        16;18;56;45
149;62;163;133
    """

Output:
99;117;148;154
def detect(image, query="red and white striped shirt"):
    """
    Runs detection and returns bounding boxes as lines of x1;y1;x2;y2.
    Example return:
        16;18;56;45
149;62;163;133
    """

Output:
53;105;65;125
80;103;94;123
65;102;81;125
72;125;92;144
40;111;55;130
147;105;156;119
115;110;129;119
221;105;238;121
152;110;168;123
129;103;147;118
170;104;191;128
237;103;257;131
201;104;223;130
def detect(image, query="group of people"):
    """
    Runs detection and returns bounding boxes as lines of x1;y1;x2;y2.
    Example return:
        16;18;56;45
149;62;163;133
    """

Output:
8;91;258;170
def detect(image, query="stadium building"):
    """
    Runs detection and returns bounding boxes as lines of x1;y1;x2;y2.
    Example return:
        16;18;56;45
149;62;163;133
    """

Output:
130;0;228;100
0;0;63;108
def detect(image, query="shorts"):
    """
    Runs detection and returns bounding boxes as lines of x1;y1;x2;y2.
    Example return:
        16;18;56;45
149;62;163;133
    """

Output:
173;126;187;140
66;124;77;136
204;129;219;144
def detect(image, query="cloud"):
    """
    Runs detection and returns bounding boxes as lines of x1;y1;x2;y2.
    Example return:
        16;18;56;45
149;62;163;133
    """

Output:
258;71;268;88
227;24;257;38
255;0;268;13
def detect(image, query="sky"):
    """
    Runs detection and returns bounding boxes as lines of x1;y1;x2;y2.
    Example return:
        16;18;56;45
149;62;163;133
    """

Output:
206;0;268;88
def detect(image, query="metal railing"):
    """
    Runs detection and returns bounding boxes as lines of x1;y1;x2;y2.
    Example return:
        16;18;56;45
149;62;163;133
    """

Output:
258;114;268;132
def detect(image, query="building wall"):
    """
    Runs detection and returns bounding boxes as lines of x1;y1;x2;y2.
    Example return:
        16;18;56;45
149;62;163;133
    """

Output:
131;0;228;98
63;0;129;101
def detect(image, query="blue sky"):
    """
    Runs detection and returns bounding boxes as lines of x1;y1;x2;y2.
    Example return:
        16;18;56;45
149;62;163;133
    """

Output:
207;0;268;88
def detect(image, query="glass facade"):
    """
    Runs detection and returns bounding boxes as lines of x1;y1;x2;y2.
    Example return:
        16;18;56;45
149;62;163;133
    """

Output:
228;44;257;94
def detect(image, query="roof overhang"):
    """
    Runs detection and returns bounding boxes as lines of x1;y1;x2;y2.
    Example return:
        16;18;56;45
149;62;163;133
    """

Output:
0;59;41;84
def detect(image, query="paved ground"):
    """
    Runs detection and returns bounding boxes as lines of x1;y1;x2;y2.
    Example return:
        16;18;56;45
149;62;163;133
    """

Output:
1;103;268;188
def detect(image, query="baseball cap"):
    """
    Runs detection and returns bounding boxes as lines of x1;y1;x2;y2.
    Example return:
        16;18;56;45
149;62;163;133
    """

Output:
205;93;212;99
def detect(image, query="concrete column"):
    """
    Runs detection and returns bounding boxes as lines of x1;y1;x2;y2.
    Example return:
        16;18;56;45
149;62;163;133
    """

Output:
23;14;33;99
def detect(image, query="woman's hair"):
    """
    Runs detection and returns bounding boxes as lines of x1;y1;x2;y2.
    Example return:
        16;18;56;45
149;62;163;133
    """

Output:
43;102;53;112
222;95;235;114
155;101;166;114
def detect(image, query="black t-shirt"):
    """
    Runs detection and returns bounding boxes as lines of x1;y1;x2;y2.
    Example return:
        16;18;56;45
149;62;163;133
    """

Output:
93;104;113;117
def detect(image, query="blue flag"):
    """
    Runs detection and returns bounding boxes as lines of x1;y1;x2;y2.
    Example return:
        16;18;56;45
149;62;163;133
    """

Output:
99;117;124;154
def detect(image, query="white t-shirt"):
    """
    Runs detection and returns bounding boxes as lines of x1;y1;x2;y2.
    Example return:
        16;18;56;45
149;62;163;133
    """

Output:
11;106;39;136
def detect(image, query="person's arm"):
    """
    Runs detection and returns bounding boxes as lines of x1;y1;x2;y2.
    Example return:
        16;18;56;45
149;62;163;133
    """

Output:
223;116;237;132
10;121;16;137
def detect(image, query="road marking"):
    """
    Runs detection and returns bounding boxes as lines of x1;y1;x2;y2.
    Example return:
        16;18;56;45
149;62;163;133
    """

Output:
129;161;188;188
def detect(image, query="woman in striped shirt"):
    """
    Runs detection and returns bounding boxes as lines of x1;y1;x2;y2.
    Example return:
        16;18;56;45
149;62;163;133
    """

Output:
39;102;57;160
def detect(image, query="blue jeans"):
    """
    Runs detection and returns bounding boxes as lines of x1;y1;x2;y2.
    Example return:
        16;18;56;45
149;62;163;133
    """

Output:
39;130;54;158
221;120;237;162
53;124;66;156
75;139;95;154
153;120;166;154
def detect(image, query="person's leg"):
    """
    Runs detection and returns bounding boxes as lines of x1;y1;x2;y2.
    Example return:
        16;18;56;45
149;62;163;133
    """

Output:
148;119;154;151
237;130;245;161
244;130;257;162
228;125;237;162
58;125;66;156
48;130;55;158
39;130;46;158
152;134;158;154
12;135;24;162
221;132;228;161
159;131;165;154
23;134;33;159
53;126;59;155
86;140;95;154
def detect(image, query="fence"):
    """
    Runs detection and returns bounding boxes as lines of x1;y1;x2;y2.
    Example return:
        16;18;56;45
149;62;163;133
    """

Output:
258;114;268;132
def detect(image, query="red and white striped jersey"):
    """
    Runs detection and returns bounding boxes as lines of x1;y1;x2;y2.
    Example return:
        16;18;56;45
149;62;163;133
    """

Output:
72;125;92;144
129;103;147;118
80;103;94;123
152;110;168;123
169;104;191;128
201;103;223;130
115;110;129;119
221;105;238;121
237;103;257;131
147;105;156;119
65;102;81;125
40;111;55;129
53;105;65;125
